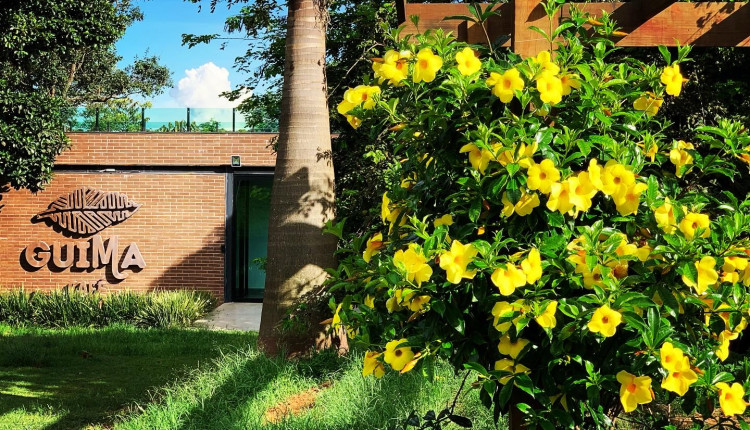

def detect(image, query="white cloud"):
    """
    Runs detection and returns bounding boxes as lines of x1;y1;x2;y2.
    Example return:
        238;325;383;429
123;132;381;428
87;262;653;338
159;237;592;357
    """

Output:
169;62;250;109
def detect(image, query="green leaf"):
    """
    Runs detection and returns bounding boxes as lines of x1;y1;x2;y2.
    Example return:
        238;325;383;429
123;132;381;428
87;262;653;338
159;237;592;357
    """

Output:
469;198;482;223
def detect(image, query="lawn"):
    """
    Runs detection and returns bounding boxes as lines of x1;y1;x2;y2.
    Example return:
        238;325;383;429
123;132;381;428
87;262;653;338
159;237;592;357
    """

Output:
0;324;504;430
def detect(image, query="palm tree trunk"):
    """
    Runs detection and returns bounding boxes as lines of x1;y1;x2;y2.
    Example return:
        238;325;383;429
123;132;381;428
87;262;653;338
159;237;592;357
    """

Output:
257;0;339;356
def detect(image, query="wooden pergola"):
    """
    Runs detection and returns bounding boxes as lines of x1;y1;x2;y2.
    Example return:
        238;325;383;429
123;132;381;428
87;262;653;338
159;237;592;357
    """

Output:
396;0;750;57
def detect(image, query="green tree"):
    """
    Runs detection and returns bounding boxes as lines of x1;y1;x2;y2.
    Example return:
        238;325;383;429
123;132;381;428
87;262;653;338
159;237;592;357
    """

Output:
0;0;171;191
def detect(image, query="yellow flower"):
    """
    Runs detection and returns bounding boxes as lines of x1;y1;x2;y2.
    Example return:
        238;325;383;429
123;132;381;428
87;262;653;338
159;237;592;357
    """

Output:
494;359;531;385
527;159;560;194
723;256;749;273
654;199;678;234
386;289;404;313
638;140;659;162
363;351;385;378
669;141;694;177
536;71;563;105
682;256;718;295
535;301;557;329
521;248;543;284
363;232;384;263
617;370;653;413
491;264;527;296
393;244;433;286
613;182;648;216
660;64;686;97
502;191;540;217
660;342;685;371
587;158;605;190
363;294;375;308
582;265;605;289
413;48;443;83
601;160;635;196
498;334;530;359
547;180;574;214
344;85;381;110
439;240;478;284
497;142;537;168
633;93;663;117
587;305;622;337
679;212;710;240
346;115;362;129
459;143;500;174
661;356;698;396
716;382;747;416
455;47;481;76
486;68;524;103
560;73;581;95
403;292;431;312
492;300;526;332
715;329;738;361
433;214;453;228
376;50;411;85
531;51;560;75
568;172;598;212
384;339;415;371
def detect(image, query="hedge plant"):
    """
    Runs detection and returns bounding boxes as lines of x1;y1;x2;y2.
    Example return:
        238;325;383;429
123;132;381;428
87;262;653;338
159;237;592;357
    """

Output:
328;2;750;429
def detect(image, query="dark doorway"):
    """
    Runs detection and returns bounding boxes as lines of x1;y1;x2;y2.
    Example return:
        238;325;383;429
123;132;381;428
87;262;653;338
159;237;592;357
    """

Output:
230;174;272;301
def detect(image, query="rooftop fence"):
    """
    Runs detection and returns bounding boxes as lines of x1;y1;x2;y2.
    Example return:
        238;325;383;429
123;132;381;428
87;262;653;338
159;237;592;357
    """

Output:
63;107;278;133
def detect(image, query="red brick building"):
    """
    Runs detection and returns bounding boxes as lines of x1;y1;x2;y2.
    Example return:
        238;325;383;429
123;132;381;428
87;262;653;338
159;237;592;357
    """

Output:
0;133;277;302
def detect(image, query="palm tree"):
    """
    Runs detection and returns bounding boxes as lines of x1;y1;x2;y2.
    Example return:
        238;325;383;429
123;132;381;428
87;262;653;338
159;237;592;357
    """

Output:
257;0;339;356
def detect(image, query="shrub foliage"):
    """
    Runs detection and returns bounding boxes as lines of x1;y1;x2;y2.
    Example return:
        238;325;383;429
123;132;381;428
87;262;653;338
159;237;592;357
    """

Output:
328;3;750;428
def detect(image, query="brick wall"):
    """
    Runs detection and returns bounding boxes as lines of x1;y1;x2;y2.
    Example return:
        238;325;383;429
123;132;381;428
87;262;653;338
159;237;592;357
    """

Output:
0;173;227;298
0;133;277;302
58;132;277;167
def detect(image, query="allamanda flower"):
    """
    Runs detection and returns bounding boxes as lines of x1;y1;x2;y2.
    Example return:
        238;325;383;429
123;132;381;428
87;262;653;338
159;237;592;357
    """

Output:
520;248;542;284
600;160;635;196
497;142;537;168
617;370;653;413
660;64;686;97
384;339;415;371
374;50;411;85
393;244;433;286
568;172;598;212
633;93;663;117
535;301;557;329
491;263;527;296
459;142;500;174
679;212;710;240
455;47;481;76
413;48;443;83
492;300;527;332
660;342;685;370
486;68;524;103
531;50;560;75
536;71;564;105
433;214;453;228
494;359;531;385
681;256;718;295
497;334;530;359
501;191;540;217
527;159;560;194
670;140;694;178
547;180;575;214
362;351;385;378
661;355;698;396
363;232;384;263
587;305;622;337
439;240;478;284
654;199;677;234
716;382;747;416
613;182;648;216
560;72;581;95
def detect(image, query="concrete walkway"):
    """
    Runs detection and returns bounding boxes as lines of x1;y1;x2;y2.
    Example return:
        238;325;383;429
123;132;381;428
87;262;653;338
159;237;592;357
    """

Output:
194;302;262;331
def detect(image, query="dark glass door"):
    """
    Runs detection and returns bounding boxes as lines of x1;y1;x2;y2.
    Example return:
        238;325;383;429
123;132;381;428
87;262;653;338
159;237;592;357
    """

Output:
232;175;272;301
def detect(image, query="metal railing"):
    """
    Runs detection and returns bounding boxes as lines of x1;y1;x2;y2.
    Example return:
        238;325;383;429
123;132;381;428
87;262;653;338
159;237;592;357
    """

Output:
63;107;278;133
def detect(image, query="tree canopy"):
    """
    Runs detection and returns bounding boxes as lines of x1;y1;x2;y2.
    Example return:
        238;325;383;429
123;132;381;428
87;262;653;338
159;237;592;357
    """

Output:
0;0;171;191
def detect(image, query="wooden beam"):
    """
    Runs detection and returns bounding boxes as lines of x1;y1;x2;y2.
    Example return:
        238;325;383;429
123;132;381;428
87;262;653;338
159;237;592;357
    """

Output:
400;1;750;49
399;3;513;46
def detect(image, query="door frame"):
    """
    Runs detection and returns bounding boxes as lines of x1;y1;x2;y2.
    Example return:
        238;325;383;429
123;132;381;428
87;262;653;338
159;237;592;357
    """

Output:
224;168;274;302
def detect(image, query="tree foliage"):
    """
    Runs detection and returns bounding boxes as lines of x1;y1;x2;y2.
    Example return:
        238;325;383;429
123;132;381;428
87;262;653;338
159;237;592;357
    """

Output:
0;0;171;191
327;4;750;428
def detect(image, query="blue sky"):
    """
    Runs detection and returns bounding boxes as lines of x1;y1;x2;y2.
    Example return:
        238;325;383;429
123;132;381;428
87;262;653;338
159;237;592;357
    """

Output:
116;0;251;109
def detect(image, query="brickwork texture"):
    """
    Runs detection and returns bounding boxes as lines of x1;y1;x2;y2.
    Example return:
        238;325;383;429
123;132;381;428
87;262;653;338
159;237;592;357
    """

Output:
0;133;277;301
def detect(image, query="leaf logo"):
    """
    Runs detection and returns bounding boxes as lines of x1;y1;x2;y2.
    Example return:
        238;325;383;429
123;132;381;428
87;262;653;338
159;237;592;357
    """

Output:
33;188;141;236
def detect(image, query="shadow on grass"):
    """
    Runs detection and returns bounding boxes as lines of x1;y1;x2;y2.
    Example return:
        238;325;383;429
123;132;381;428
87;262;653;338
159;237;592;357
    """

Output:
117;346;485;430
0;325;256;430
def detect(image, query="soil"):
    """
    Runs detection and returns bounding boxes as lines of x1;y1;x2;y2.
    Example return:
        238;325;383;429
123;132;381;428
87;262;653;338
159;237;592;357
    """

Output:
263;381;333;425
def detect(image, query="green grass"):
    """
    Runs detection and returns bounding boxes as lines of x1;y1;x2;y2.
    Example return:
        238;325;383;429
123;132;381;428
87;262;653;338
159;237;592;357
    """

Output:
0;324;254;430
0;324;505;430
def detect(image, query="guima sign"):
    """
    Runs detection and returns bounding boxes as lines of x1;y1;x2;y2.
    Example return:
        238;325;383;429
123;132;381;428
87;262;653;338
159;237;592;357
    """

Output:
22;188;146;281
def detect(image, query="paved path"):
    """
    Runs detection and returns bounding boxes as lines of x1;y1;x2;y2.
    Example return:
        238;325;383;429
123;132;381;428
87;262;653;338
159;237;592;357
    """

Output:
194;302;262;331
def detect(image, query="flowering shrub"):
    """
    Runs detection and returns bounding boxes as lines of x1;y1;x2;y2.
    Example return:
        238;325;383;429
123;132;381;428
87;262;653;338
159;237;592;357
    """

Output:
328;4;750;428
